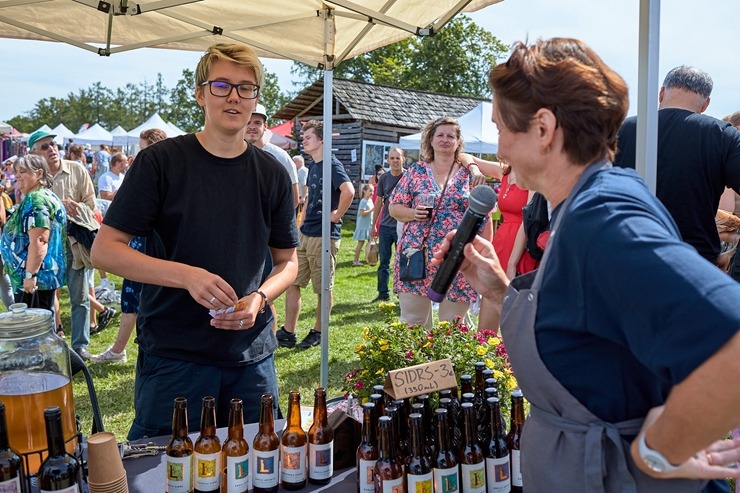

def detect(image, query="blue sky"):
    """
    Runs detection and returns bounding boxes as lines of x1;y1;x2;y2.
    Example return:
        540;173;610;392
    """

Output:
1;0;738;124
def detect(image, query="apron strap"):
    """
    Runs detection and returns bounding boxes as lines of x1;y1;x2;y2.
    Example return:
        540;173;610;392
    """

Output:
530;405;642;493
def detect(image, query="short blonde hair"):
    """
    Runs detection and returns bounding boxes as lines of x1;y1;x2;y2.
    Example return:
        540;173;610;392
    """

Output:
195;43;264;89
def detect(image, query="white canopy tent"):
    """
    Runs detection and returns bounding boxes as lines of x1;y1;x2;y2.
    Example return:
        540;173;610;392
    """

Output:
51;123;76;145
0;121;12;134
74;123;114;146
127;113;177;142
399;101;498;154
167;122;187;138
110;125;130;147
0;0;507;387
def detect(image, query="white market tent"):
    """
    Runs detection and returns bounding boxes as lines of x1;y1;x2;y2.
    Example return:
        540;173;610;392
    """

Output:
51;123;76;145
399;101;498;154
127;113;180;142
110;125;130;147
0;121;12;134
74;123;114;146
167;122;186;138
0;0;512;387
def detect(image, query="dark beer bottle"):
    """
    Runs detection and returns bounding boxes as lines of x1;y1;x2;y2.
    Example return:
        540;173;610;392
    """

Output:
506;390;525;493
485;398;510;493
406;413;432;493
221;399;249;493
373;416;404;493
308;388;334;485
253;394;279;493
473;363;486;406
0;402;24;493
38;406;81;493
357;403;378;493
485;388;506;437
369;393;386;429
391;399;410;459
167;397;194;493
432;408;459;493
384;406;408;467
194;397;221;493
458;403;485;493
281;391;307;490
459;375;474;396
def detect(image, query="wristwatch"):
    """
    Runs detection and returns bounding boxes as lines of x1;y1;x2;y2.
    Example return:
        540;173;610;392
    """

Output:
638;431;681;473
24;271;37;280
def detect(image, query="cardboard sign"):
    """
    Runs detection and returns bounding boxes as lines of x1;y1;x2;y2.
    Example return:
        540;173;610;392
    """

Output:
383;358;458;400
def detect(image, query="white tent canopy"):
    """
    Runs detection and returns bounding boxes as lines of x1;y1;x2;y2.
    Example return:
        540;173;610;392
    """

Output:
74;123;113;146
127;113;178;142
167;122;186;137
0;121;12;134
399;101;498;154
51;123;76;145
110;125;130;146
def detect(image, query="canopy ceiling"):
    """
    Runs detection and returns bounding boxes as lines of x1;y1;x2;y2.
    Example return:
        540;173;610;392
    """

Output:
0;0;500;67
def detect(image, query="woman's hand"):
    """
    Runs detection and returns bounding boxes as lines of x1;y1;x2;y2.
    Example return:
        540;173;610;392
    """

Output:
631;406;740;480
22;276;37;293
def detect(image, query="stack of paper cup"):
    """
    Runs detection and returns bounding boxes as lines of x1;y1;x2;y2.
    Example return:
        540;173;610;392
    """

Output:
87;432;129;493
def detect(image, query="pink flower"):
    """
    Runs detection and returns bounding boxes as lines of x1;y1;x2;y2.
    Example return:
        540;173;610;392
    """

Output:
405;349;414;359
354;381;365;390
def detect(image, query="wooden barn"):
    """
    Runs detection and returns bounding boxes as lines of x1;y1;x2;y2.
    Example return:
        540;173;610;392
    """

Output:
273;78;486;214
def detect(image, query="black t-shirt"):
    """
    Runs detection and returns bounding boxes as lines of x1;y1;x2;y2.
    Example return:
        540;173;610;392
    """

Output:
376;171;404;228
103;134;299;365
615;109;740;261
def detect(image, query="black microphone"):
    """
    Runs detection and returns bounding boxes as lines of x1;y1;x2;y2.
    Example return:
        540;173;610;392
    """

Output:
427;185;497;302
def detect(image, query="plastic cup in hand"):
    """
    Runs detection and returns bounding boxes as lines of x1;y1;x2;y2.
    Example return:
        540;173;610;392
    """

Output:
417;193;436;220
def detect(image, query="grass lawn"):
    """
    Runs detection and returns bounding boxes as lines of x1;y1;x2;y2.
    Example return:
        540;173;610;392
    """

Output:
68;221;400;439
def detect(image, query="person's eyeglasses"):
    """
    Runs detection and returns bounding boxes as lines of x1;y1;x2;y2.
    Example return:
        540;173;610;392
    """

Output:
200;80;260;99
38;142;57;151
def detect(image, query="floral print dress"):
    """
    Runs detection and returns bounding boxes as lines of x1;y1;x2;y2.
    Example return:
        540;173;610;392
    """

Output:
389;161;484;304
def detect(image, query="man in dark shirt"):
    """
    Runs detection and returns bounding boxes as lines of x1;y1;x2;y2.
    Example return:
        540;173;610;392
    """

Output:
615;65;740;265
372;147;405;302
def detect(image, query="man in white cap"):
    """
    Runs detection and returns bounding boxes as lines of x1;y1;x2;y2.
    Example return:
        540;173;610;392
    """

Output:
27;129;97;360
245;104;299;207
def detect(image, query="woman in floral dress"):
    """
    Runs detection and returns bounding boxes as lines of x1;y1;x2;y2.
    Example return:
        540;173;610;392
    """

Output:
389;117;492;327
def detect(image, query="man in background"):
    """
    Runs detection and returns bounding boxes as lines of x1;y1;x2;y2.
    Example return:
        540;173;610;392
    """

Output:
372;147;405;302
293;155;308;220
615;65;740;266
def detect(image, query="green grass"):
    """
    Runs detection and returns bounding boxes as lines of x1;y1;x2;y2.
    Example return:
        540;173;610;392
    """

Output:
69;222;399;439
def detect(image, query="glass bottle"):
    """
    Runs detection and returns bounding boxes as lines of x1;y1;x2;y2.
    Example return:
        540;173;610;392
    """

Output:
281;391;307;490
459;375;474;396
373;416;403;493
485;398;510;493
253;394;279;493
405;413;432;493
473;363;486;408
221;399;249;493
506;390;525;493
308;388;334;485
369;393;386;431
391;399;410;460
411;403;434;457
372;386;388;407
166;397;194;493
485;388;506;436
384;406;408;467
194;396;221;493
432;408;458;493
357;402;378;493
38;406;81;493
458;403;485;493
0;402;24;493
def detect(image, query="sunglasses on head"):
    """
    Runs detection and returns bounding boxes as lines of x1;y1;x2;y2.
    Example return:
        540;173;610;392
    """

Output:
37;142;58;151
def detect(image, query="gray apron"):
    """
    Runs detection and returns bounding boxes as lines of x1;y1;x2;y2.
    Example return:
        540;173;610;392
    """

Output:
500;160;704;492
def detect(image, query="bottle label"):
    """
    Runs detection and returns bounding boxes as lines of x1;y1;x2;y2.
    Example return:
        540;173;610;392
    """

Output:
225;454;250;493
40;486;80;493
194;451;221;491
460;462;486;493
0;476;22;493
308;441;333;480
252;448;280;488
510;450;522;487
281;445;307;483
166;455;194;493
381;475;404;493
433;466;459;493
485;456;510;492
358;458;377;493
407;471;433;493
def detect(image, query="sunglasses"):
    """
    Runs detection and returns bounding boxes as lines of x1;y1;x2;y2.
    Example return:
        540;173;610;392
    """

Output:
37;142;58;151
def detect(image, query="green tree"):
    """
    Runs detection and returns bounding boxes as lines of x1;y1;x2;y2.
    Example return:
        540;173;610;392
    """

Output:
260;71;291;122
164;69;203;133
290;15;506;99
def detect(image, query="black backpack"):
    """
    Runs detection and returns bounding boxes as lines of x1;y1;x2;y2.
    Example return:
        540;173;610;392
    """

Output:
522;192;550;261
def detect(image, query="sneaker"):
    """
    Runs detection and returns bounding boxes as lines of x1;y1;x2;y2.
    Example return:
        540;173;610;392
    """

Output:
276;326;297;348
92;346;127;363
372;293;390;302
296;329;322;349
75;347;93;361
352;261;362;266
93;307;117;334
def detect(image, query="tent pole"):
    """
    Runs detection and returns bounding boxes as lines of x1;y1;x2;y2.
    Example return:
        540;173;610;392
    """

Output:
636;0;660;194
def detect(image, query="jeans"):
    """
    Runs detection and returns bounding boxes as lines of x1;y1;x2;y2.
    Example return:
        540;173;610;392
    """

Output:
128;351;279;440
376;224;397;296
67;243;91;350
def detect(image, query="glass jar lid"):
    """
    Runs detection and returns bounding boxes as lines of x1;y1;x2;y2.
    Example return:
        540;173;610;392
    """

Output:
0;303;54;340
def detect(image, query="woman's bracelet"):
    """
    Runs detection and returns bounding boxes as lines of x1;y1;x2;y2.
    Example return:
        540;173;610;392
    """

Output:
249;289;269;313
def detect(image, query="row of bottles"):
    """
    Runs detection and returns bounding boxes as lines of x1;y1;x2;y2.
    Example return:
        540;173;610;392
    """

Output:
166;388;334;493
357;389;525;493
0;401;83;493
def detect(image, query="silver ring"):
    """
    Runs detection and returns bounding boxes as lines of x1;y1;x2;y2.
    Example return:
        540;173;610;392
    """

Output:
209;296;216;304
238;320;244;328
